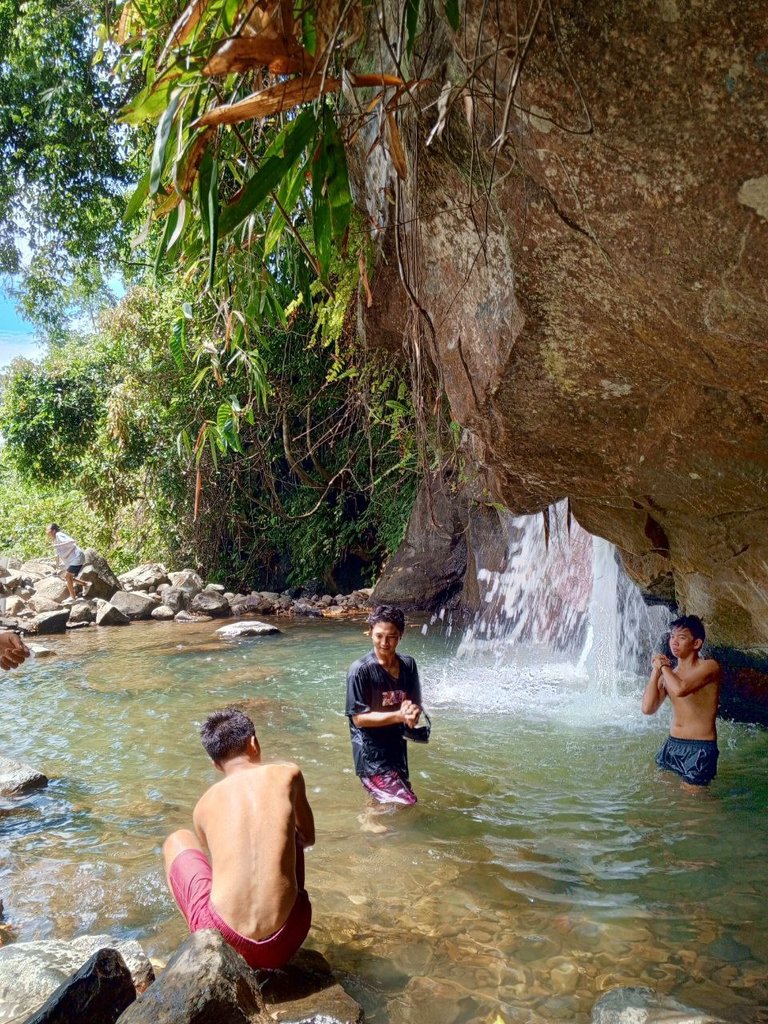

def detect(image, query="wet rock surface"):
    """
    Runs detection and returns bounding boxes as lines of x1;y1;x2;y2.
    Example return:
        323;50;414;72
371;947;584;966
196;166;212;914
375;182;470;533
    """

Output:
21;947;136;1024
0;756;48;797
0;935;152;1024
216;620;282;639
258;948;364;1024
591;986;727;1023
115;930;264;1024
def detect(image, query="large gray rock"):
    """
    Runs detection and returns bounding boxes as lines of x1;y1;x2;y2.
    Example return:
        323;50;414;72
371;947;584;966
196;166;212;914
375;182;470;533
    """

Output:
168;571;203;597
259;948;364;1024
230;594;276;615
115;931;263;1024
592;987;727;1023
150;604;176;621
22;948;135;1024
189;591;230;617
27;610;70;635
216;620;282;639
68;600;95;625
20;560;55;578
109;591;157;621
0;571;27;595
0;755;48;796
118;563;170;590
32;577;70;605
0;936;152;1024
78;549;121;601
4;595;26;616
162;586;189;614
28;596;62;615
95;602;130;627
174;610;212;623
0;557;22;574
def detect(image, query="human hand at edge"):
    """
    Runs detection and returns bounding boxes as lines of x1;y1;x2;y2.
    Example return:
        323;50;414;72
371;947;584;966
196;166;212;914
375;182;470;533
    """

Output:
0;631;30;670
651;654;671;671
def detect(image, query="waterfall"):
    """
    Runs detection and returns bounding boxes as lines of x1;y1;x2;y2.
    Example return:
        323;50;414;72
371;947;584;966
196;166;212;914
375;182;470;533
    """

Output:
457;501;669;685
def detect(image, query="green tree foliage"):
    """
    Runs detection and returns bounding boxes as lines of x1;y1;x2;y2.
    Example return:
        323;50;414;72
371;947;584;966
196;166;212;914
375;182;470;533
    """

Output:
0;0;131;334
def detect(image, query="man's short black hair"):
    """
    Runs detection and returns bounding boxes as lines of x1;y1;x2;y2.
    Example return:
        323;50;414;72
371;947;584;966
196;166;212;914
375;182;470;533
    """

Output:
200;709;256;763
367;605;405;635
670;614;706;642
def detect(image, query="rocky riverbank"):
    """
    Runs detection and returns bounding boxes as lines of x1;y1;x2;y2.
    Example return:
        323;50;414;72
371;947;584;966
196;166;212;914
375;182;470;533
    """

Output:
0;552;372;636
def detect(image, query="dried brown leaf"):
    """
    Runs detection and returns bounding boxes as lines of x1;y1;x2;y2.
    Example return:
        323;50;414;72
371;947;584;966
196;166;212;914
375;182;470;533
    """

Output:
358;250;373;308
203;37;312;76
159;0;210;66
176;128;214;195
195;75;341;127
386;112;408;181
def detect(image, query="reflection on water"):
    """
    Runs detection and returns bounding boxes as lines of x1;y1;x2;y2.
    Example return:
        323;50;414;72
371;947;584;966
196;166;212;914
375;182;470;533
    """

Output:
1;619;767;1024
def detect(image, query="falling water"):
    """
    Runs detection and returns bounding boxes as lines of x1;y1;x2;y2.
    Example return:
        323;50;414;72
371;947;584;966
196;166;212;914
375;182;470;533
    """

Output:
457;501;669;689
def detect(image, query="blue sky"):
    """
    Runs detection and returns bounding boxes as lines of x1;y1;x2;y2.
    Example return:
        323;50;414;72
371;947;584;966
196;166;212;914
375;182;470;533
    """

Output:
0;290;42;368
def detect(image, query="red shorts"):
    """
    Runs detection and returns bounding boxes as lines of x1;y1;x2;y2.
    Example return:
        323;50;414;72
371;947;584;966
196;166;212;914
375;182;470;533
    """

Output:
168;843;311;970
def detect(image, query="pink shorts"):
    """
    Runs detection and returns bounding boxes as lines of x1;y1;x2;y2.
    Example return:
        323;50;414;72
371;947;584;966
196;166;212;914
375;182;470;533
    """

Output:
168;843;311;970
361;769;417;805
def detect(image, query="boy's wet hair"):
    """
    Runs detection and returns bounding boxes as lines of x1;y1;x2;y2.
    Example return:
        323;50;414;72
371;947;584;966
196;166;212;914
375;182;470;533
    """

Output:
367;605;405;635
670;614;706;643
200;709;256;763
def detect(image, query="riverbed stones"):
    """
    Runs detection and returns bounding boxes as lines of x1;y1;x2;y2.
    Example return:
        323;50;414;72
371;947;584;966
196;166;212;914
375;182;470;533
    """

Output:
0;936;152;1024
0;755;48;796
95;602;131;627
78;549;121;601
258;948;363;1024
151;604;175;621
20;559;55;578
216;620;282;639
168;571;203;596
174;610;212;623
27;609;70;635
229;594;275;615
28;595;62;614
68;600;95;625
591;987;727;1023
118;563;170;591
21;947;136;1024
109;591;157;621
114;931;264;1024
189;591;230;617
32;577;70;605
161;586;189;613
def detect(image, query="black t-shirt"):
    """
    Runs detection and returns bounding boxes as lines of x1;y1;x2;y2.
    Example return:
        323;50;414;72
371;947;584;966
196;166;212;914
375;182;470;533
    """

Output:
345;651;421;778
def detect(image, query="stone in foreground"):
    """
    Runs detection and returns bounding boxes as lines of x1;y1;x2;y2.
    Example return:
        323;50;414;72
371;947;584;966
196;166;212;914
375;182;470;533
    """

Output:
78;549;122;601
21;948;135;1024
0;755;48;797
0;935;152;1024
95;602;131;627
115;931;264;1024
151;604;176;621
109;590;157;621
27;610;70;635
215;620;282;639
258;948;364;1024
174;610;212;623
592;986;727;1023
190;591;231;617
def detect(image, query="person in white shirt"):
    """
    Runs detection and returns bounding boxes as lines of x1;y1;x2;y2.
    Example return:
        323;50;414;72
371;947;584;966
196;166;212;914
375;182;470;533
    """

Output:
46;523;86;600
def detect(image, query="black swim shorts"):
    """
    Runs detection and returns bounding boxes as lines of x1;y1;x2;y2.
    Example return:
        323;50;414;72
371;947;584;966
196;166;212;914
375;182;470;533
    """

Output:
66;563;84;576
655;736;718;786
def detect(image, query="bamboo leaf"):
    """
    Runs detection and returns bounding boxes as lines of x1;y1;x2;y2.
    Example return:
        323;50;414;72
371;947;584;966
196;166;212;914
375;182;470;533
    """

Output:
122;168;151;224
206;157;220;290
170;317;186;371
444;0;460;30
150;91;182;196
386;112;408;180
405;0;420;57
219;108;316;237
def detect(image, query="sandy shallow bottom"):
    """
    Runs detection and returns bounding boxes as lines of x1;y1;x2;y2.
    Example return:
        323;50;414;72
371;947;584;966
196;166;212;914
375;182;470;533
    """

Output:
1;618;767;1023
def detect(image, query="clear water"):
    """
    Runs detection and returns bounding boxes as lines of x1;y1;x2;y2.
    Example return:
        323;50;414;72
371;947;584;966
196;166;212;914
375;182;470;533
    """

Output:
2;619;768;1024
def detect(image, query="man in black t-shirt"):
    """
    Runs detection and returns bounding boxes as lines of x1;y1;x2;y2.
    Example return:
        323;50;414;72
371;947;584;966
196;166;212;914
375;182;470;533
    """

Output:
345;605;424;805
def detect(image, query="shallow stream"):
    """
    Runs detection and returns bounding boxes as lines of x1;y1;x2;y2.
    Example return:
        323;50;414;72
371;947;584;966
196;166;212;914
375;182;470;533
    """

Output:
2;618;767;1023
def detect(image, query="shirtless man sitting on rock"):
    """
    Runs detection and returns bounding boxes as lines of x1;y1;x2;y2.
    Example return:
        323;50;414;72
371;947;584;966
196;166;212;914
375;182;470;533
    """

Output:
163;709;314;969
642;614;721;787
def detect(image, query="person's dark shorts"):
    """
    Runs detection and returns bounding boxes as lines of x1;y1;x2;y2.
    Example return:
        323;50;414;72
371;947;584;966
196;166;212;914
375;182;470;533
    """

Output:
655;736;719;786
66;563;84;576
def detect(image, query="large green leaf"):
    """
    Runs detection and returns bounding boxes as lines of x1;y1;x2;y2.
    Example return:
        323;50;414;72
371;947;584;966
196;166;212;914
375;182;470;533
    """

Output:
120;75;177;126
122;168;151;224
312;114;352;277
150;90;182;196
444;0;460;30
405;0;420;57
218;109;317;238
264;156;309;257
206;157;220;291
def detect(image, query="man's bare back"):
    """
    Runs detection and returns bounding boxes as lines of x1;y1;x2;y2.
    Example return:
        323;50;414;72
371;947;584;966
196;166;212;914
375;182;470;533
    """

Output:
163;709;315;968
194;762;313;939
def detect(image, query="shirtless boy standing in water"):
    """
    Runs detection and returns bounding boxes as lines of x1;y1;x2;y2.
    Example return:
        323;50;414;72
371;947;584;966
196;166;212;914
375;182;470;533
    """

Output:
163;709;314;968
641;615;721;787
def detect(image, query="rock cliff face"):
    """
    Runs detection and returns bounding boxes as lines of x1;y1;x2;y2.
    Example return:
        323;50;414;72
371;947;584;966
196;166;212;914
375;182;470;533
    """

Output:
358;0;768;649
